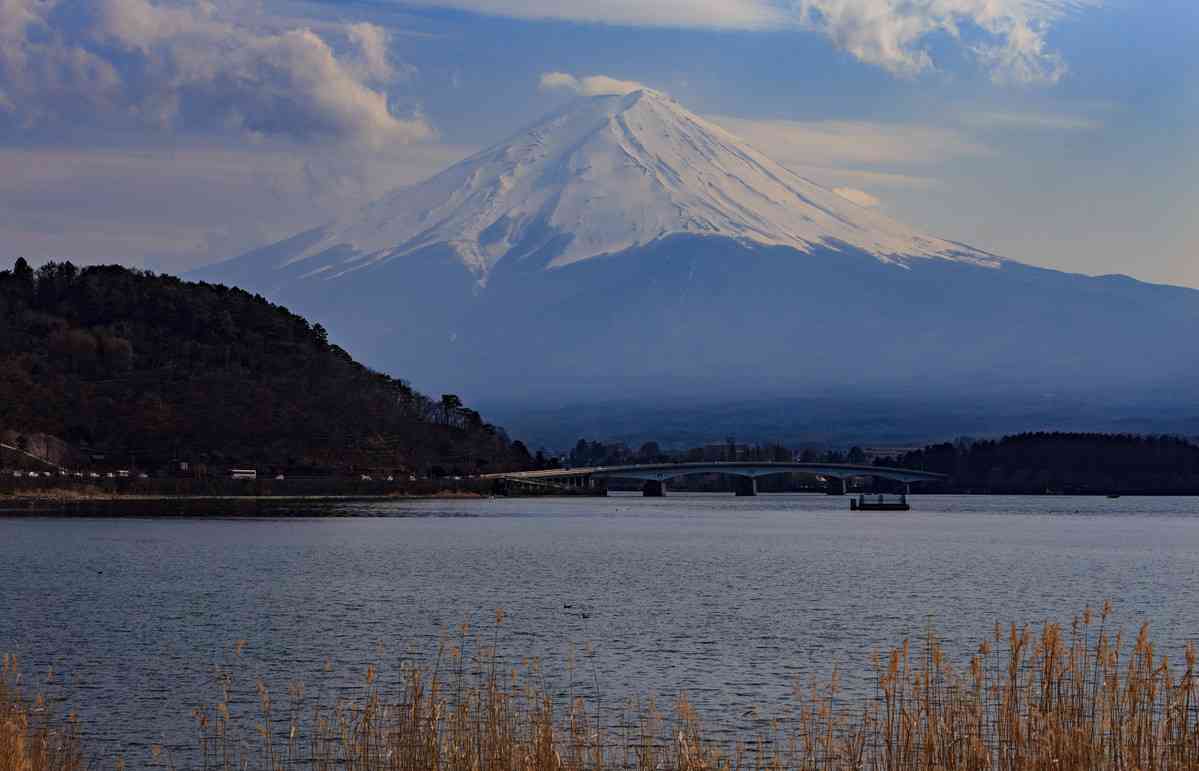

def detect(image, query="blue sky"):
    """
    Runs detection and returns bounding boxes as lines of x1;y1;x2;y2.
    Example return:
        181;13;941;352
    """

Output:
3;0;1196;287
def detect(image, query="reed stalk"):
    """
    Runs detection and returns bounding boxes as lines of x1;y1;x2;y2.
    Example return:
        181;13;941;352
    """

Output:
6;607;1199;770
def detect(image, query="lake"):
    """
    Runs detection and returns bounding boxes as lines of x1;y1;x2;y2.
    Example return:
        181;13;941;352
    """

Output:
3;493;1199;764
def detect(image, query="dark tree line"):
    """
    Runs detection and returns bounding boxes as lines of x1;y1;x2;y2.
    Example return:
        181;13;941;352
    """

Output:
878;433;1199;493
797;446;868;465
0;259;531;475
566;437;794;467
567;439;663;467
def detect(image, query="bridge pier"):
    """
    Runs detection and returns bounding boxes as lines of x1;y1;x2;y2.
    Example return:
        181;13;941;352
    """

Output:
826;476;847;496
642;480;667;497
734;477;758;497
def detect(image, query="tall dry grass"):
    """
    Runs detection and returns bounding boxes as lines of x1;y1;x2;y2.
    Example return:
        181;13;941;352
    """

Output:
7;604;1199;770
0;654;82;771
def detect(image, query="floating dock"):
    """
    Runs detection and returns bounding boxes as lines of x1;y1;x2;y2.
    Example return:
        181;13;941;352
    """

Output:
850;494;911;512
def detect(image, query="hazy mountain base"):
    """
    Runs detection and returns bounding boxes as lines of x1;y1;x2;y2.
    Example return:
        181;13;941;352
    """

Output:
195;236;1199;448
482;392;1199;452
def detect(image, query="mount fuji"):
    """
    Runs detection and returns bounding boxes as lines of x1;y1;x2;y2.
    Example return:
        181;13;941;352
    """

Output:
195;89;1199;444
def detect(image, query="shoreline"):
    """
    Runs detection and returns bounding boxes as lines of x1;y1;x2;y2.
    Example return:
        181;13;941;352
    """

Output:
4;488;1198;505
0;489;488;511
2;489;1196;517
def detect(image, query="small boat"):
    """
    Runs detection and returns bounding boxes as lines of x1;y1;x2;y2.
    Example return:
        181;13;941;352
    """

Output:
1107;494;1121;499
850;494;910;512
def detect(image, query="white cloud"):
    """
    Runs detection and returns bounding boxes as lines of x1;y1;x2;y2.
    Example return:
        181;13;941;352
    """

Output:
540;72;649;96
0;0;432;145
539;72;582;91
346;22;397;82
404;0;784;30
791;0;1102;85
833;187;882;207
0;0;123;127
421;0;1101;85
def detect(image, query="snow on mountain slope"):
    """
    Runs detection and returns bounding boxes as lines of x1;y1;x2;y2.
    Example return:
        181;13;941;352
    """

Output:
276;89;1001;281
193;88;1199;413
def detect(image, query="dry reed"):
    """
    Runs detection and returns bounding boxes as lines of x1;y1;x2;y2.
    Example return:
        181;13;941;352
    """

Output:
0;654;82;771
7;604;1199;770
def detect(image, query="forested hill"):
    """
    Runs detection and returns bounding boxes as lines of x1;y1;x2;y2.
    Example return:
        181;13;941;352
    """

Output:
880;433;1199;494
0;259;532;474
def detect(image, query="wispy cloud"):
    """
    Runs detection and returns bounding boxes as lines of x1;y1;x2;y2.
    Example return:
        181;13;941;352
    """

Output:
833;187;882;207
710;115;992;167
346;21;400;82
539;72;649;96
707;113;993;206
793;0;1102;85
0;0;432;145
0;140;476;269
400;0;785;30
962;110;1104;131
409;0;1101;85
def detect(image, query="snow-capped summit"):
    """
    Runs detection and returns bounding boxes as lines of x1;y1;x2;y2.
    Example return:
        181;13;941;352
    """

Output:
272;88;999;282
195;89;1199;418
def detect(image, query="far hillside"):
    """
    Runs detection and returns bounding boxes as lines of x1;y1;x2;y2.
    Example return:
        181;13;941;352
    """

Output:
881;433;1199;494
0;259;532;476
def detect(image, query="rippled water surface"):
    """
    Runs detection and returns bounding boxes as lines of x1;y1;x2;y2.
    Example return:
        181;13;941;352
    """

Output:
4;494;1199;762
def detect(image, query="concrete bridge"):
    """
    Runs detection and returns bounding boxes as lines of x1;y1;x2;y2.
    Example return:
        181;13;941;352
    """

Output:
484;462;946;497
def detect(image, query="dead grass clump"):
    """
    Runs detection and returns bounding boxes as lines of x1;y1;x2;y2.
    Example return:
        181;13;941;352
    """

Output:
0;655;83;771
183;605;1199;770
12;604;1199;770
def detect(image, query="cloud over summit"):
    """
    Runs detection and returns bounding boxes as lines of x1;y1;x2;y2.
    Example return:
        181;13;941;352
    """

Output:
539;72;649;96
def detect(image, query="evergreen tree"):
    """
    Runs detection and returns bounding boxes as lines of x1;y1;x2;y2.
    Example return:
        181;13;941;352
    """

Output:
0;260;530;474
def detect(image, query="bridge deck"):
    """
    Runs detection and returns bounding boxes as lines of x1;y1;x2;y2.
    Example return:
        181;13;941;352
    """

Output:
483;461;945;484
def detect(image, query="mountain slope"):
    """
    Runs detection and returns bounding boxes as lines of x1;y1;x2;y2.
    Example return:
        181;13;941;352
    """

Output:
194;91;1199;436
213;89;1000;285
0;260;528;473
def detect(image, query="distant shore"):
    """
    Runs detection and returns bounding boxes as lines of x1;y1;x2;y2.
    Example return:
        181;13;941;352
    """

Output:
4;487;1197;515
0;490;485;502
0;482;491;512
